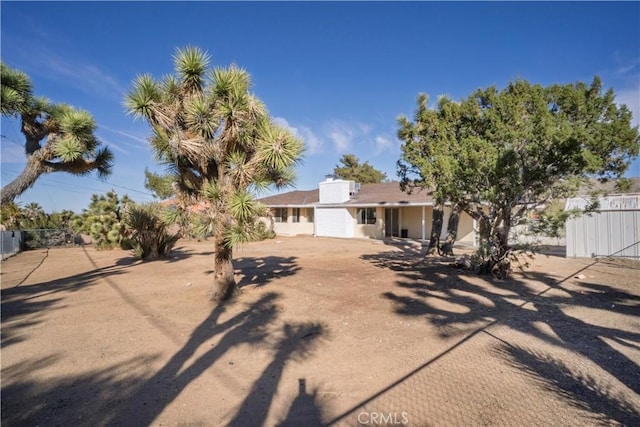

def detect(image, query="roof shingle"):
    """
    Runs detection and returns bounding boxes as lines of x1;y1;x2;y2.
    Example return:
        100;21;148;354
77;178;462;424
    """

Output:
258;182;435;206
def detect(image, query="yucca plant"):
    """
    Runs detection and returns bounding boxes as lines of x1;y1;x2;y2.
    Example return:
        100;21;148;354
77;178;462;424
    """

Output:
125;204;180;260
125;46;303;301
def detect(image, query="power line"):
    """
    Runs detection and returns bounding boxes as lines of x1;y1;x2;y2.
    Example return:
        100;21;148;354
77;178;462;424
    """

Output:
1;164;155;198
87;176;154;197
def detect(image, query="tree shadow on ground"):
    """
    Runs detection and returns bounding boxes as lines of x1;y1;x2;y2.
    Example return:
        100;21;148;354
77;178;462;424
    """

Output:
106;291;286;426
1;262;129;348
358;250;640;424
1;355;160;426
493;340;640;425
3;291;329;426
228;324;326;426
114;246;215;266
234;256;300;288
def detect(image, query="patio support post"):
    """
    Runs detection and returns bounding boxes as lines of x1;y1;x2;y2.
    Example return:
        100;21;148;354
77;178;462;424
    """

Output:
421;206;426;243
473;218;478;247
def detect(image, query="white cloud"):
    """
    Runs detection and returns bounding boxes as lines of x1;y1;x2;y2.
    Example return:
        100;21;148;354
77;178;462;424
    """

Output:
273;117;324;155
11;42;126;101
326;120;369;153
98;124;149;149
374;135;393;154
43;55;127;100
358;122;372;134
275;118;396;158
615;57;640;76
298;126;323;155
99;138;131;155
328;128;354;153
273;117;288;129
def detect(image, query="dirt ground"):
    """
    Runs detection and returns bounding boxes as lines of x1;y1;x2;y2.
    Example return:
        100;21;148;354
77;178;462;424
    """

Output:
1;236;639;426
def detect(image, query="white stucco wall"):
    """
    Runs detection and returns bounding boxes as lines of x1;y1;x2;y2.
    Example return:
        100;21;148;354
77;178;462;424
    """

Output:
261;208;315;236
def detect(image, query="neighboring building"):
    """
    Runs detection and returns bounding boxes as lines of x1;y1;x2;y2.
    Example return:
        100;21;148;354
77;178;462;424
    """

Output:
565;193;640;259
258;176;476;244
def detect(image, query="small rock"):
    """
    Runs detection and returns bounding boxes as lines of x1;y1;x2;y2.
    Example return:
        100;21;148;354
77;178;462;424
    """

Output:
185;282;192;286
575;274;586;280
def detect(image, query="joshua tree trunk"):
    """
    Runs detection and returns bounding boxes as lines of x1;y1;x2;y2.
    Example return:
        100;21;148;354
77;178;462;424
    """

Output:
426;204;444;255
1;139;106;205
147;236;160;261
1;157;44;204
440;203;461;256
209;231;236;302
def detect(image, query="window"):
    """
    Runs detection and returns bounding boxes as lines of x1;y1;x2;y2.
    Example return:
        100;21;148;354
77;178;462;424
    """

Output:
292;208;300;223
273;207;287;223
357;208;377;225
306;208;314;223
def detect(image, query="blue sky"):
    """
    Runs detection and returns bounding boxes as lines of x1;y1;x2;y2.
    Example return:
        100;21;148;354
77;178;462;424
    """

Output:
1;1;639;213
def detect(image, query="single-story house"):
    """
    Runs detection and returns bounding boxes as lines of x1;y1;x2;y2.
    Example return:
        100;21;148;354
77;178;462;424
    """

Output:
258;176;476;244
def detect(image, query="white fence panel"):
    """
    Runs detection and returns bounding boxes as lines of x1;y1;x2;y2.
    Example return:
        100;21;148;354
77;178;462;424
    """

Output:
1;230;24;260
566;195;640;259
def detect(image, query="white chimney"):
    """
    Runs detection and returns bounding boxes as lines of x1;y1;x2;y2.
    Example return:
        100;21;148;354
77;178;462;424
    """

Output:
319;178;352;204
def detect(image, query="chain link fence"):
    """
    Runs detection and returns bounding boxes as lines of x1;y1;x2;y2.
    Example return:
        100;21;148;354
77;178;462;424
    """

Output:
1;229;82;259
22;229;80;250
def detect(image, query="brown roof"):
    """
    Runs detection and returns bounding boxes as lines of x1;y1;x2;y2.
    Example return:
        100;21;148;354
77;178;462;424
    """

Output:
347;182;434;205
258;182;435;207
258;189;319;206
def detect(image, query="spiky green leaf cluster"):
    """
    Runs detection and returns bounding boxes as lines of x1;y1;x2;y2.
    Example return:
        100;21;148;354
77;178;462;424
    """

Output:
1;63;33;116
1;62;114;204
124;203;180;260
73;190;132;249
124;46;304;250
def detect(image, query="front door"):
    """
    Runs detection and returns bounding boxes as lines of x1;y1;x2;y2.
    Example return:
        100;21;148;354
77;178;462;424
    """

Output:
385;208;399;237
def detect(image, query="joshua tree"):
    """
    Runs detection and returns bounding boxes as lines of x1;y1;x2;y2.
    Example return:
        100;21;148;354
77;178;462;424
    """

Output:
0;63;113;204
125;46;303;301
72;191;131;249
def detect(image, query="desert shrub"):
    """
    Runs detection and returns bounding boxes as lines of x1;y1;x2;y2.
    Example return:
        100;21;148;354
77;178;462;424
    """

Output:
125;203;179;260
252;219;276;241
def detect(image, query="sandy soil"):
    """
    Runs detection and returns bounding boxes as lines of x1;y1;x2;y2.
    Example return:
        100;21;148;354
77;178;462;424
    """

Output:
1;236;639;426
